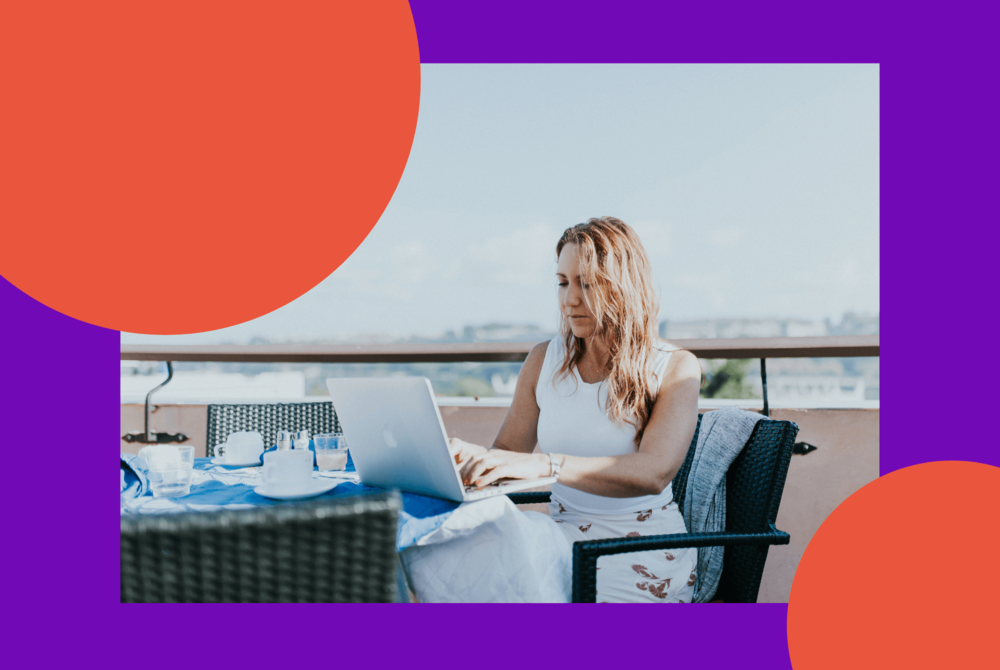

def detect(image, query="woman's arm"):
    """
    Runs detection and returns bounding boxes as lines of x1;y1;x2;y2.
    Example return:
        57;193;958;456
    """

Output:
449;341;546;470
461;349;701;496
491;340;547;453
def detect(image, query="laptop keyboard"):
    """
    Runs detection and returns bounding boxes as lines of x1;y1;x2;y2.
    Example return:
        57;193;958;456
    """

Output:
463;478;518;499
464;480;506;493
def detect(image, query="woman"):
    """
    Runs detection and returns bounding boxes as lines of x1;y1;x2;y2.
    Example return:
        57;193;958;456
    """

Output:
408;217;701;603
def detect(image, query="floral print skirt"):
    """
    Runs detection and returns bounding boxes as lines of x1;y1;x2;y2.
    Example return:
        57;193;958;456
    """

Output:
550;498;698;603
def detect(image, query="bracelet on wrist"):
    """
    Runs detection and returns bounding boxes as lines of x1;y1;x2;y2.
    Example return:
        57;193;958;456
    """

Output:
548;453;563;479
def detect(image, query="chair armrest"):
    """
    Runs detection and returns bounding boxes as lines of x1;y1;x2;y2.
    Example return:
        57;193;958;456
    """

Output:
506;491;552;505
571;524;790;602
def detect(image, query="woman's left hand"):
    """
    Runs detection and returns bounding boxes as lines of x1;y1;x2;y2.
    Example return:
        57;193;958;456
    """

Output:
448;438;487;466
460;449;550;489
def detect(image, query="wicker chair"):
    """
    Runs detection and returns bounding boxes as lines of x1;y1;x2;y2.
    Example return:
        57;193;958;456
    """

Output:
507;414;798;602
206;401;341;457
121;492;402;603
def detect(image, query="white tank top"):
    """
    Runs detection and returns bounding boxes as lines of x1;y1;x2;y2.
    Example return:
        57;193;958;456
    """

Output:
535;336;678;514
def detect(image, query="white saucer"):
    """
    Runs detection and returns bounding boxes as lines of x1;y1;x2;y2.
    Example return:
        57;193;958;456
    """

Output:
211;456;262;467
254;479;339;500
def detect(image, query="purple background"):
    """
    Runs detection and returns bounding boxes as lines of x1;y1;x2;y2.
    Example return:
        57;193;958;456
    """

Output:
4;1;995;667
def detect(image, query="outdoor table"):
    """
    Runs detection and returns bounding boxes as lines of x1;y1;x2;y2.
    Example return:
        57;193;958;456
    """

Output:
121;456;461;552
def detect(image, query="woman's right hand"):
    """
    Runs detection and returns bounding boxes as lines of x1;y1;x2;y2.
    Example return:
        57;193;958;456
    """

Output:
448;438;488;467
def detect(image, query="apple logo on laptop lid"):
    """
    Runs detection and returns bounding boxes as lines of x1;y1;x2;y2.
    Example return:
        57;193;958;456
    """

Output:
382;423;398;448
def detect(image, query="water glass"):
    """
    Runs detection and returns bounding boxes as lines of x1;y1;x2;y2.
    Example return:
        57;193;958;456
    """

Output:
314;433;349;471
139;445;195;498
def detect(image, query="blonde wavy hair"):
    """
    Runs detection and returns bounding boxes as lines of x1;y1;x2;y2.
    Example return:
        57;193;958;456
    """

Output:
555;216;661;446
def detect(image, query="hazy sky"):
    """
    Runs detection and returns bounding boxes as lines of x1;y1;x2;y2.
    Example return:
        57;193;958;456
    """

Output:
123;64;879;344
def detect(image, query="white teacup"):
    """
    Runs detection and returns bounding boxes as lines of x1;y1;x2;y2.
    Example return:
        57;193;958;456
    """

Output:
261;449;313;492
217;431;264;463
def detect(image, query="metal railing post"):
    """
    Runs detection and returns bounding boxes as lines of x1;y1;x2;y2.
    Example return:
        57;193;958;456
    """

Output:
145;361;174;442
760;358;769;417
122;361;188;444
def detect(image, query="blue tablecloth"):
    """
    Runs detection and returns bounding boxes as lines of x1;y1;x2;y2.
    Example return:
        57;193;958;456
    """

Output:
121;456;460;551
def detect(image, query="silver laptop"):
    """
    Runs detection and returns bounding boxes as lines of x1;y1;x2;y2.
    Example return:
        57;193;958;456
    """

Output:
325;377;556;503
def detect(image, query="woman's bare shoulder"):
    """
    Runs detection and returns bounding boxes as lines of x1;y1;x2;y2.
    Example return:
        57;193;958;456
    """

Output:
520;340;551;395
523;340;550;373
655;337;687;352
659;341;700;381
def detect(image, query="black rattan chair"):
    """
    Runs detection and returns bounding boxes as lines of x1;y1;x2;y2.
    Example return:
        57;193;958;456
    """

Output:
507;414;798;602
206;401;341;457
121;492;401;603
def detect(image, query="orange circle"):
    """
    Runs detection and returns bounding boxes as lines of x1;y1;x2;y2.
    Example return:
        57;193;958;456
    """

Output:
0;2;419;334
788;461;1000;669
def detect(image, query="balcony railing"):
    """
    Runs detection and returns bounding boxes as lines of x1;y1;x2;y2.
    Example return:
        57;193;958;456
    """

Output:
120;334;878;363
122;335;878;419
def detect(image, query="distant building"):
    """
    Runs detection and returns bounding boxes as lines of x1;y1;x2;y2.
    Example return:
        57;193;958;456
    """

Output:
462;323;554;342
660;318;827;340
120;371;306;403
491;373;518;395
757;375;866;403
825;312;879;336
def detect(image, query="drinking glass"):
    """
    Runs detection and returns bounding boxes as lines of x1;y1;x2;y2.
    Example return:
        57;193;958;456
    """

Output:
139;445;195;498
314;433;349;471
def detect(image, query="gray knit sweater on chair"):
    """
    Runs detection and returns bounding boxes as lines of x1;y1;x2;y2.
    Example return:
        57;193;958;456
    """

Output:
682;407;763;602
